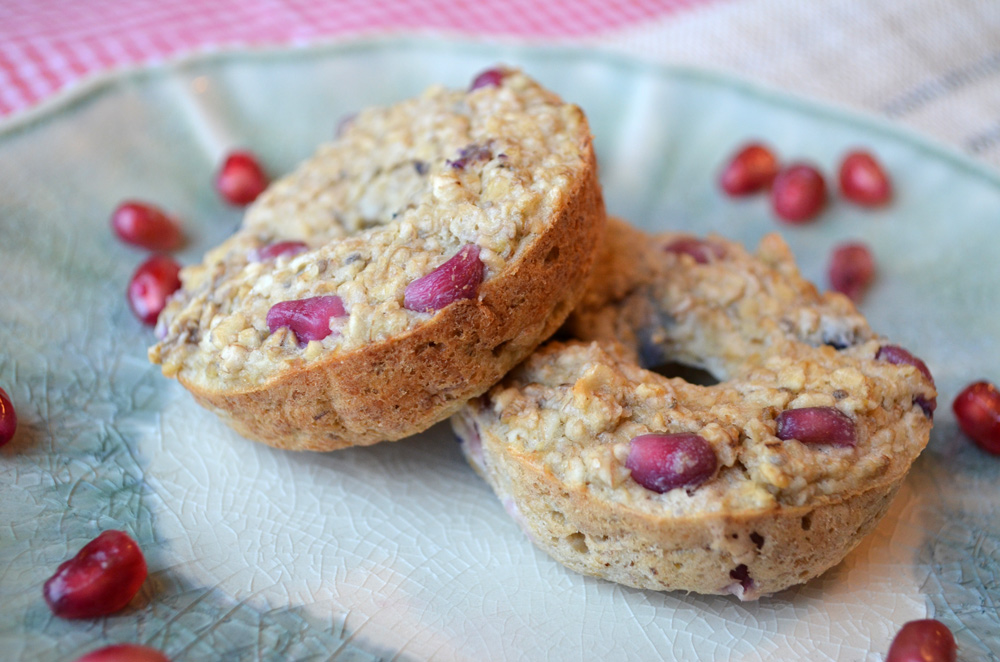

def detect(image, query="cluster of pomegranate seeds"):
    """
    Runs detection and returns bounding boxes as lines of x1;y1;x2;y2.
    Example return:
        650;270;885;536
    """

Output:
43;530;148;619
776;406;856;447
828;241;876;301
663;237;726;264
404;244;484;312
469;68;506;91
127;255;182;326
74;644;169;662
770;163;828;223
215;151;269;206
625;433;718;493
886;619;957;662
111;202;184;251
0;386;16;447
952;381;1000;455
250;240;308;262
839;150;892;207
719;143;779;196
266;295;347;344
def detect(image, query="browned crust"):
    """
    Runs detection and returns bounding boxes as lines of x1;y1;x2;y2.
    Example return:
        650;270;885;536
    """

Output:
180;145;605;451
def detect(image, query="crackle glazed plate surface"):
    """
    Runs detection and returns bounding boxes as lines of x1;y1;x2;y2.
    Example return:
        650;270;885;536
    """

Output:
1;39;998;661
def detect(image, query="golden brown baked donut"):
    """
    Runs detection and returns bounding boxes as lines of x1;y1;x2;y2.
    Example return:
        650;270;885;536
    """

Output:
453;217;935;599
149;69;605;451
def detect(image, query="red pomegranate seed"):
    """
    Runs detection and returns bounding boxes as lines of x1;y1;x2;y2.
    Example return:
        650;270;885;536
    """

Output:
664;237;726;264
719;142;779;196
215;151;269;206
876;345;934;384
953;381;1000;455
0;386;16;447
839;150;892;207
404;244;484;312
111;201;184;251
43;530;148;619
770;163;827;223
828;241;876;301
886;619;957;662
776;407;856;447
470;68;506;91
74;644;169;662
128;255;182;326
250;240;308;262
625;433;717;493
266;295;347;344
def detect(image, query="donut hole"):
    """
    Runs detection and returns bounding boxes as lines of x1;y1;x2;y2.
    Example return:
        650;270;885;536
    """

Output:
649;361;719;387
566;532;589;554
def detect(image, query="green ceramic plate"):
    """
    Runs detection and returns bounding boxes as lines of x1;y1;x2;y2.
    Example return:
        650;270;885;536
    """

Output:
1;38;997;661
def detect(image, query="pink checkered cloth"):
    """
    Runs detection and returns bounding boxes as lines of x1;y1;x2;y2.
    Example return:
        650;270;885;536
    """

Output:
0;0;711;117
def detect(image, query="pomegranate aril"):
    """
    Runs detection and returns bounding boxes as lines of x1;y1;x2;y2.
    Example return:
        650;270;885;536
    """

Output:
626;433;717;493
886;619;957;662
447;143;493;170
128;255;182;326
828;241;875;301
216;151;269;206
664;237;725;264
404;244;484;312
876;344;937;416
250;240;308;262
266;295;347;344
952;381;1000;455
770;163;827;223
111;201;184;251
719;142;779;196
0;386;16;447
839;150;892;207
776;406;856;447
43;530;148;619
470;68;506;91
74;644;169;662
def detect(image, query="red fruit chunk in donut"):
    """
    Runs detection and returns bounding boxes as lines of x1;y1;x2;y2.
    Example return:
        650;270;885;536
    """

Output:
128;255;182;326
216;151;269;206
43;530;147;619
828;241;875;301
404;244;484;312
266;295;347;343
250;240;308;262
776;407;856;447
74;644;169;662
839;150;892;207
719;143;779;196
470;68;506;90
886;619;957;662
953;381;1000;455
111;201;184;251
664;237;725;264
626;433;717;493
771;163;827;223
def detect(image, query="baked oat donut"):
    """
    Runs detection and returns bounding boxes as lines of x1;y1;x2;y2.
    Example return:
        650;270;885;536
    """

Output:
148;68;605;451
453;218;935;599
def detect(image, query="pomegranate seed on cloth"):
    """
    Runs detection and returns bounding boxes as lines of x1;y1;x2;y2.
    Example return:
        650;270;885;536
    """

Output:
770;163;827;223
953;381;1000;455
266;295;347;344
664;237;725;264
776;406;856;447
128;255;181;326
215;151;269;206
0;386;16;447
839;150;892;207
249;240;308;262
828;241;875;301
111;201;184;251
719;142;779;196
43;530;148;619
74;644;169;662
404;244;484;312
625;433;717;493
886;619;957;662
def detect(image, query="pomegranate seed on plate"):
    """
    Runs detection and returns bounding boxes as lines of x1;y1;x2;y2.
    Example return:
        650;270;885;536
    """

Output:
128;255;182;326
953;381;1000;455
470;68;506;91
770;163;827;223
404;244;484;312
718;142;779;196
111;201;184;251
886;619;957;662
828;241;875;301
266;295;347;344
0;386;16;447
839;150;892;207
250;240;308;262
664;237;725;264
43;530;148;619
776;406;856;447
74;644;169;662
215;151;269;206
625;433;717;493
